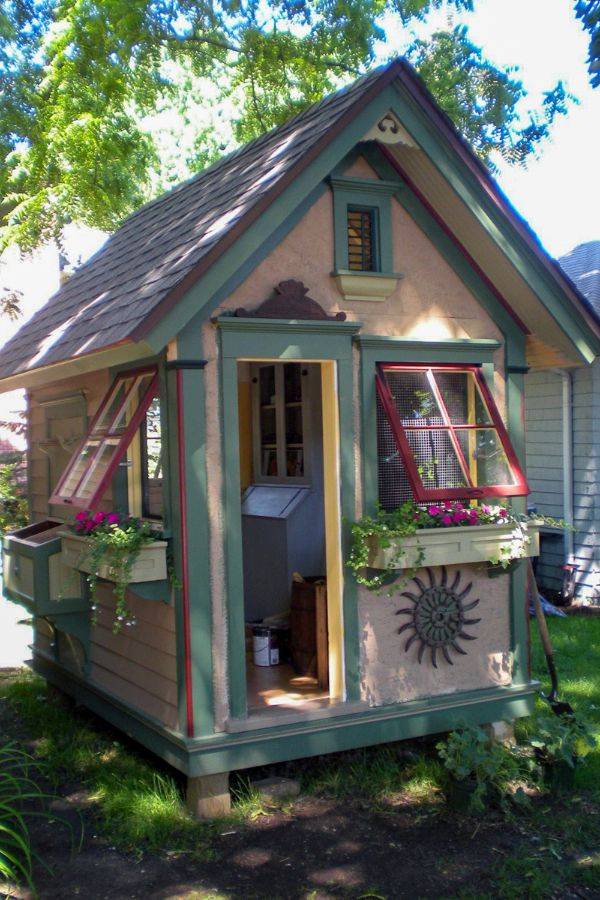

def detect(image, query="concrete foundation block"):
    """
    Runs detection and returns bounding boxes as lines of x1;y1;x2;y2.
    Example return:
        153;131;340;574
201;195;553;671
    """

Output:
252;776;301;802
484;720;515;745
186;772;231;819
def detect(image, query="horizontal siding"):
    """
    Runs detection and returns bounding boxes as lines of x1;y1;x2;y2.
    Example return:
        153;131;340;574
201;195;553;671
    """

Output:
89;587;179;730
525;367;600;601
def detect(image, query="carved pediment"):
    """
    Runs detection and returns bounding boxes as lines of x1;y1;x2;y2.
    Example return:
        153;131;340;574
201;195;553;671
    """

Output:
234;280;346;321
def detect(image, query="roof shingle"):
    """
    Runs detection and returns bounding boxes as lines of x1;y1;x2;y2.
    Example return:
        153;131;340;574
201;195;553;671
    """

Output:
0;64;392;379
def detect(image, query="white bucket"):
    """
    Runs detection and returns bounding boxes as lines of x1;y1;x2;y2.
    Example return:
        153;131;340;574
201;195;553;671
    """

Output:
252;627;279;667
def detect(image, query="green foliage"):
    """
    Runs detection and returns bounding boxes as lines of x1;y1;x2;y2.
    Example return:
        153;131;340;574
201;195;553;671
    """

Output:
0;742;77;893
0;462;28;535
529;714;597;768
346;501;550;591
0;1;576;250
0;672;214;854
72;514;156;632
576;0;600;88
437;723;535;811
405;26;573;169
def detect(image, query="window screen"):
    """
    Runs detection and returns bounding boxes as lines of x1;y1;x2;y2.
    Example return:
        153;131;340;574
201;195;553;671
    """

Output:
376;364;529;504
347;207;377;272
140;396;163;518
50;367;159;509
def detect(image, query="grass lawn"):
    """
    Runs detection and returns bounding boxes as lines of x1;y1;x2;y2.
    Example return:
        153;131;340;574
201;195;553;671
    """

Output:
1;615;599;898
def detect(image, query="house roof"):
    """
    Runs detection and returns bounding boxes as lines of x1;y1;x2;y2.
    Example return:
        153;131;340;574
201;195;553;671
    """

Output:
559;241;600;315
0;63;398;382
1;57;599;384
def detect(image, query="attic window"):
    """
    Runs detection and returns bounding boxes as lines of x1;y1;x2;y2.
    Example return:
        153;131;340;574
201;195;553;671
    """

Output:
50;367;159;508
347;207;377;272
376;363;529;505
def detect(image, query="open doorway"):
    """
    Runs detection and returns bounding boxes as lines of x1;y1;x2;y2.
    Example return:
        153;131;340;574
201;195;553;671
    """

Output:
237;360;332;713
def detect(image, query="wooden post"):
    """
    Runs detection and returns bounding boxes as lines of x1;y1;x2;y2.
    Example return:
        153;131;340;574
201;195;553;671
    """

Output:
186;772;231;819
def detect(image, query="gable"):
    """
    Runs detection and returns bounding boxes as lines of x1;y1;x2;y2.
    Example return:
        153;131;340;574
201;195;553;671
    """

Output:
0;58;597;390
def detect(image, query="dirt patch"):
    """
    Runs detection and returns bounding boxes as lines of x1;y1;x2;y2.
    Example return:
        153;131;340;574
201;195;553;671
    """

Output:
1;671;599;900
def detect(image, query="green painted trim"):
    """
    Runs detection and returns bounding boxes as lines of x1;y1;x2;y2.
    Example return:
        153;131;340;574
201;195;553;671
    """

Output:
388;82;600;363
127;580;171;603
173;332;214;738
355;335;501;359
330;175;395;274
143;87;397;352
218;321;362;713
32;651;536;778
357;338;503;516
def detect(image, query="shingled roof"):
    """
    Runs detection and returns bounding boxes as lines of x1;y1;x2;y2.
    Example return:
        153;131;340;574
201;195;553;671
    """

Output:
0;63;399;381
560;241;600;315
1;57;598;383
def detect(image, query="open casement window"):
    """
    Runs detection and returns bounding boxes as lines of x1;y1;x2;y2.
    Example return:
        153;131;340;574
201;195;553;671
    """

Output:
49;367;159;509
375;363;529;505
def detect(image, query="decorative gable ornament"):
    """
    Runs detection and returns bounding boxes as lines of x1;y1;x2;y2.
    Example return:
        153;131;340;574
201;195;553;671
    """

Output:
235;280;346;321
363;111;417;147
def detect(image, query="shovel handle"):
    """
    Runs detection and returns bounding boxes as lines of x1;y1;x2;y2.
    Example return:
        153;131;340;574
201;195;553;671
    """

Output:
527;559;560;700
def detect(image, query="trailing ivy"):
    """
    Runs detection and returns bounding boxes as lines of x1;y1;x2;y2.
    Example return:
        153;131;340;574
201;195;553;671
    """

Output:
71;511;156;633
347;500;568;592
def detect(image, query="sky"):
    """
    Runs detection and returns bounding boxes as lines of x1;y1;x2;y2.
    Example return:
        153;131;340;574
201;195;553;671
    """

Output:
390;0;600;258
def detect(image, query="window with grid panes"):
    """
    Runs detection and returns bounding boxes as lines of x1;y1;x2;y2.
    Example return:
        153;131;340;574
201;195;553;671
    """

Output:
347;207;377;271
375;364;529;509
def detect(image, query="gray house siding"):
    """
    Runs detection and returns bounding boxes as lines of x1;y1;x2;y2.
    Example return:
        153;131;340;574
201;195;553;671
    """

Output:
525;365;599;601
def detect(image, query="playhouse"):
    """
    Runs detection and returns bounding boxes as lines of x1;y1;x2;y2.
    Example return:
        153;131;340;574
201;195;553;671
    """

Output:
2;59;599;816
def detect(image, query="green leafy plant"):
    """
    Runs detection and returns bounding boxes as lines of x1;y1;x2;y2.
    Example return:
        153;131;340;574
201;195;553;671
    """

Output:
437;723;535;812
0;742;78;894
0;461;28;535
71;511;156;633
346;500;553;592
529;715;597;769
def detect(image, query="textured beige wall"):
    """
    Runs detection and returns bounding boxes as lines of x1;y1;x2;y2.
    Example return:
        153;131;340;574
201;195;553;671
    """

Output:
203;156;508;722
359;565;512;706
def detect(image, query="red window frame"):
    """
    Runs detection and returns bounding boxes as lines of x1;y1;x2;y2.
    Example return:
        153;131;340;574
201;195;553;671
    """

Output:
375;362;529;501
49;366;159;509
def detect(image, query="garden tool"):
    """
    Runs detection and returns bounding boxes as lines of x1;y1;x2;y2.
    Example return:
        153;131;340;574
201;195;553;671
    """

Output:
526;559;575;719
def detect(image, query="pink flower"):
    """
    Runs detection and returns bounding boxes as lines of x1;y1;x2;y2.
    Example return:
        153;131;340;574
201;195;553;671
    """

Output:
75;511;87;522
428;506;440;516
441;514;453;525
93;511;106;524
481;505;490;514
499;508;507;517
84;519;94;531
107;512;120;525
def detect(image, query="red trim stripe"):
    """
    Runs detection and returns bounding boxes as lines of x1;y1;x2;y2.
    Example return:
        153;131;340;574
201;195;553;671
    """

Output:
176;368;195;738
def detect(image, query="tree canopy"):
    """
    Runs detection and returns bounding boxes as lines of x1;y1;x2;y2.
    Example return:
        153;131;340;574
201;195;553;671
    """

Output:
576;1;600;88
0;0;575;252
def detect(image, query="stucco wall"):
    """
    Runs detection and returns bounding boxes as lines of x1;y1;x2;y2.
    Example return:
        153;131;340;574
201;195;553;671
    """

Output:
358;566;512;706
202;156;508;725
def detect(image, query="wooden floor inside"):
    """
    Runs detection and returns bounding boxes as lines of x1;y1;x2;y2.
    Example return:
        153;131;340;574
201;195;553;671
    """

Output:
246;656;329;711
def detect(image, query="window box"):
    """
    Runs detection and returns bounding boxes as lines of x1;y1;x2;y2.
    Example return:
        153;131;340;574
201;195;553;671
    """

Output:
2;520;88;615
368;521;541;571
60;531;168;583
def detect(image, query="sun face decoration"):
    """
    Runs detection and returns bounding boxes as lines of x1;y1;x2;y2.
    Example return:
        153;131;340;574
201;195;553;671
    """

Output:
396;567;481;667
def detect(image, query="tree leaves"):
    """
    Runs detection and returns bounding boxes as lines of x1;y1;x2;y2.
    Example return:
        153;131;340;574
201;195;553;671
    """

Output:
0;1;578;250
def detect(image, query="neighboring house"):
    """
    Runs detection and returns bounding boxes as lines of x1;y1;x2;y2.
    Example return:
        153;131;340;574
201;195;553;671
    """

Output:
1;59;599;817
525;240;600;602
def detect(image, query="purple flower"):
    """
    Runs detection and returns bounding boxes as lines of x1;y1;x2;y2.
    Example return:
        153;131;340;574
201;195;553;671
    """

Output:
93;511;106;524
441;514;453;525
428;505;440;516
107;512;120;525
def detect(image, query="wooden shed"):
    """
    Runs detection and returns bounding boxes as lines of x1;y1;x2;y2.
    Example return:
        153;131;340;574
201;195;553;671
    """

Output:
2;58;599;816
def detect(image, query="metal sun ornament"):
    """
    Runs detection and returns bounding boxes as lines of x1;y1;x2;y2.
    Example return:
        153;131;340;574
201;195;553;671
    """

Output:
396;567;481;668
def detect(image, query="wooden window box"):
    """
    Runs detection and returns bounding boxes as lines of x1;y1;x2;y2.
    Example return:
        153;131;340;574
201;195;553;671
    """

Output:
59;531;168;583
2;520;88;616
368;521;541;571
